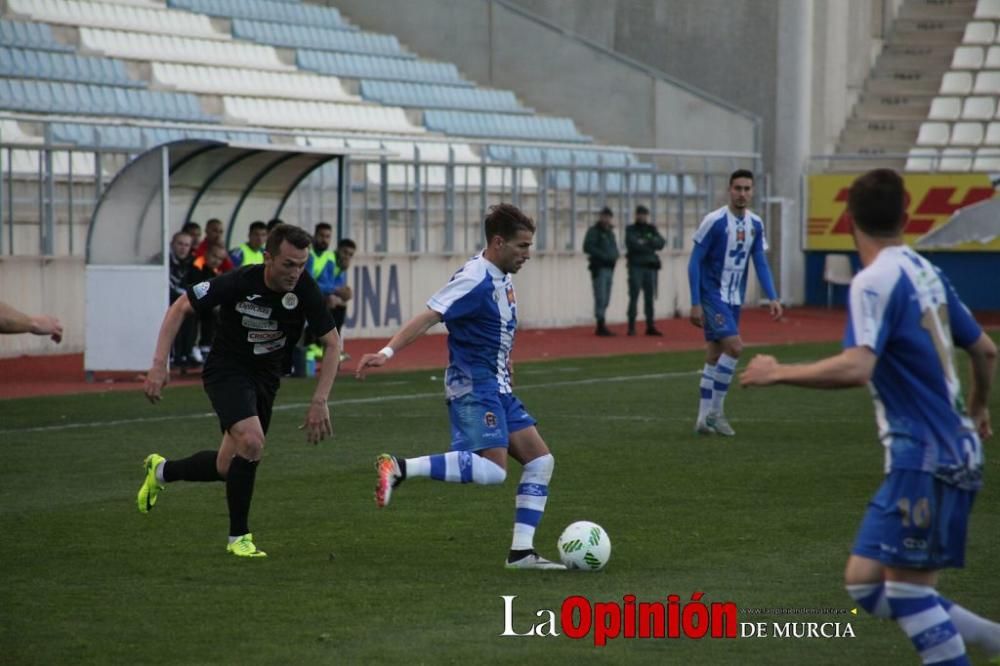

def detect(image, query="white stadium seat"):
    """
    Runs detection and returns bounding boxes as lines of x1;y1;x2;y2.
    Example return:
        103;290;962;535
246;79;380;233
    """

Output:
975;0;1000;19
973;147;1000;170
938;148;974;171
151;63;358;103
223;97;425;134
8;0;223;40
973;71;1000;94
941;72;973;95
953;46;985;69
962;96;996;119
917;122;951;146
986;46;1000;68
986;120;1000;143
964;21;996;43
79;27;293;70
905;148;939;171
951;122;985;145
929;97;962;120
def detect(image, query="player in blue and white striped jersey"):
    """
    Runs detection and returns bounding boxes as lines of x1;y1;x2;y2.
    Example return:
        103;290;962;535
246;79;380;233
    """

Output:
742;169;999;665
687;169;782;436
355;204;564;570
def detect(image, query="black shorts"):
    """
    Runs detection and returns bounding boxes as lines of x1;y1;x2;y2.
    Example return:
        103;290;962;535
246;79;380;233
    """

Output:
202;358;280;434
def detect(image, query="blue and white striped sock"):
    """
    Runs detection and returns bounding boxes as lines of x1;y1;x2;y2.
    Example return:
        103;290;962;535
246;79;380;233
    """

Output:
405;451;506;484
511;453;554;551
938;596;1000;659
846;582;891;618
711;354;738;414
697;363;716;421
886;581;969;665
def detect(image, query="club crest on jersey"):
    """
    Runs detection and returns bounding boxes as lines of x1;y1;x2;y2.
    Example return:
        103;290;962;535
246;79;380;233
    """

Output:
236;301;271;318
484;411;498;428
506;286;516;306
192;281;210;300
736;229;746;243
282;293;299;310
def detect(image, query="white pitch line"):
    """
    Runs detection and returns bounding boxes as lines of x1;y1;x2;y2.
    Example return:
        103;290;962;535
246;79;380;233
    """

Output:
0;370;698;434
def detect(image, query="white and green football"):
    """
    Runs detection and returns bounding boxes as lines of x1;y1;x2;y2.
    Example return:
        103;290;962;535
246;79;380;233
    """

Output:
557;521;611;571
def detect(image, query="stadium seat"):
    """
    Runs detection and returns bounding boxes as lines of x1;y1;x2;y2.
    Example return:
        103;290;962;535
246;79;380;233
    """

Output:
975;0;1000;19
78;27;294;70
823;254;853;308
222;97;424;133
952;46;985;69
963;21;996;43
985;120;1000;143
296;50;470;85
151;63;357;102
7;0;224;40
940;72;973;95
917;122;951;146
950;122;985;145
0;47;141;87
231;20;407;57
973;147;1000;170
986;46;1000;68
928;97;961;120
360;80;528;113
0;20;75;52
973;71;1000;94
905;147;939;171
423;111;590;142
48;122;270;149
166;0;351;30
937;148;974;171
962;96;996;119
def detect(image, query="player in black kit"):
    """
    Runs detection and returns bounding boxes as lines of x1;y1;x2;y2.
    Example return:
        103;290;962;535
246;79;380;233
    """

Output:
140;224;340;558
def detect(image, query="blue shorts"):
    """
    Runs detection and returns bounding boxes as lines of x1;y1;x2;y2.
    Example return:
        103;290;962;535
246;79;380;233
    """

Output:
448;392;537;452
701;296;741;341
851;469;976;570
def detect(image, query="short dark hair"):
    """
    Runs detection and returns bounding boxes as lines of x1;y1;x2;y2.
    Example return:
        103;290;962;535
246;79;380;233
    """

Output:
337;238;357;250
266;218;284;232
730;169;754;185
635;204;649;215
249;221;267;234
266;223;312;255
848;168;906;238
181;221;201;233
205;218;223;229
484;203;535;242
314;222;332;234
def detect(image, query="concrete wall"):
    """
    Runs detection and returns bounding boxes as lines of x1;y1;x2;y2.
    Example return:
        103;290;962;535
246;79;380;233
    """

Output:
0;256;85;357
0;250;713;360
327;0;757;153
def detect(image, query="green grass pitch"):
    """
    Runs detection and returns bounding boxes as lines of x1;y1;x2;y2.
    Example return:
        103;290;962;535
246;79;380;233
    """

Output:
1;339;998;664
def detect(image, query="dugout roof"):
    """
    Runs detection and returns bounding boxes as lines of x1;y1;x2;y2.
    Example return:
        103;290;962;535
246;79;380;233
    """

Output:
85;139;363;265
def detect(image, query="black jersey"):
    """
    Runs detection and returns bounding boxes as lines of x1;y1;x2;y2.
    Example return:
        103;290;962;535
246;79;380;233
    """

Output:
186;265;335;373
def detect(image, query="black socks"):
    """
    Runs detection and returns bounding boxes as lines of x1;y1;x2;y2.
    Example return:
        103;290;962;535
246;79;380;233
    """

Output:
226;456;259;537
162;450;221;483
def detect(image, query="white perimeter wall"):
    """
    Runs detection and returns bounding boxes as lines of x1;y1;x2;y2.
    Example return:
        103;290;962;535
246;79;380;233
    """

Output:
1;251;764;361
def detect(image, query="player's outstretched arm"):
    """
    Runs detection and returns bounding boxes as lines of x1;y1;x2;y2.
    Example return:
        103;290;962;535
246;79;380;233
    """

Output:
741;346;876;389
965;332;997;440
355;309;443;380
144;295;194;404
302;328;341;444
0;301;63;342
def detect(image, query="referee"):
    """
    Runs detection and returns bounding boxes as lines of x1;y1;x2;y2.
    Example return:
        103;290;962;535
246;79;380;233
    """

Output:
140;224;340;558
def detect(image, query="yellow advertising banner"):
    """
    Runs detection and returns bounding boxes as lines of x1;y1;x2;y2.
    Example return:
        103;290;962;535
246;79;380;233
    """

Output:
806;173;1000;251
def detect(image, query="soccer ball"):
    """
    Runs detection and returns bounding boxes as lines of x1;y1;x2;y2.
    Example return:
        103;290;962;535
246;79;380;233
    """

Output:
557;521;611;571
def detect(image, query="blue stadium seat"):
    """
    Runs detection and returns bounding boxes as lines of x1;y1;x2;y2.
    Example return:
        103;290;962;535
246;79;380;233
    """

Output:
297;50;470;85
0;20;75;52
359;80;527;113
0;47;142;87
424;110;590;142
231;19;407;57
49;122;271;150
166;0;352;30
